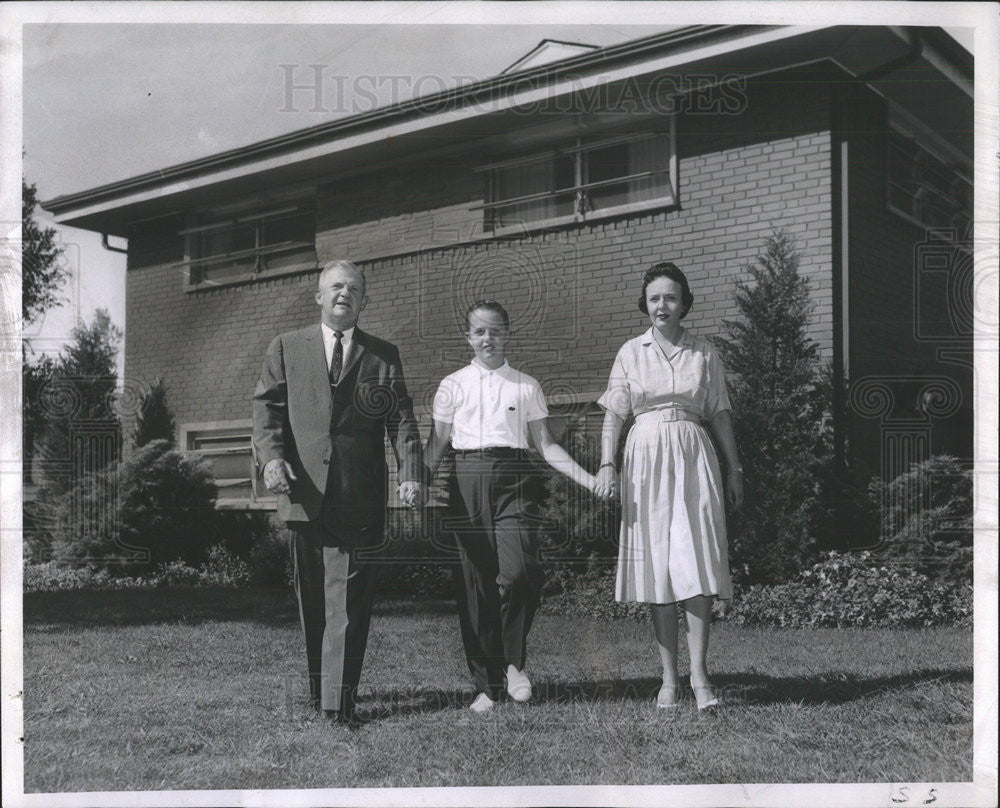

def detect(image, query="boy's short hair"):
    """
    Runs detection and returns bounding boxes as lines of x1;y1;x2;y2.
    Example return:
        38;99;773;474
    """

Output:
465;299;510;331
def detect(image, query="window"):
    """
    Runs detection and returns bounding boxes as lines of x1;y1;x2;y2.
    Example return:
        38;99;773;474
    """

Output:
181;200;317;289
181;421;273;509
479;128;676;232
887;127;971;237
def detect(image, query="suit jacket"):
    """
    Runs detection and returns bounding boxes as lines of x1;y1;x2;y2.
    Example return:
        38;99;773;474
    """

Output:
252;324;423;545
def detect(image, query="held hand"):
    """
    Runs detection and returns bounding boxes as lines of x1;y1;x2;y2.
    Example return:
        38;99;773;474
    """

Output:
263;459;297;496
398;480;425;509
726;469;744;511
593;465;619;501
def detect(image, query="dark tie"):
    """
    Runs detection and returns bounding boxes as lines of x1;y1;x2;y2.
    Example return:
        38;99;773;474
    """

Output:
329;330;344;386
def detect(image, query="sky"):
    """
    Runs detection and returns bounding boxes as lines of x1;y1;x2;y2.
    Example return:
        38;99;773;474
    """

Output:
3;3;983;366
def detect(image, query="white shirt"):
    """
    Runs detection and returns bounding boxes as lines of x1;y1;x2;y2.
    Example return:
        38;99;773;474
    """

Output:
432;360;549;450
321;323;356;371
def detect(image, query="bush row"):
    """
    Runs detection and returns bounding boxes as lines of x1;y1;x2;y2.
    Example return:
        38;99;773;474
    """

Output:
24;544;255;591
539;551;972;629
25;549;972;629
24;536;292;592
28;438;971;586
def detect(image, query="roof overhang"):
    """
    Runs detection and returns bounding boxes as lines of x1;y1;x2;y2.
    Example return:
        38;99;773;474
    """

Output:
42;24;972;238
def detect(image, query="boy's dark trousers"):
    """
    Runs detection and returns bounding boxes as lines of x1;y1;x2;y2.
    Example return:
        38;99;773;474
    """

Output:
448;449;545;701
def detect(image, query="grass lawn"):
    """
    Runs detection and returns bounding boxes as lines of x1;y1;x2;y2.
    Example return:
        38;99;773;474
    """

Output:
22;587;972;792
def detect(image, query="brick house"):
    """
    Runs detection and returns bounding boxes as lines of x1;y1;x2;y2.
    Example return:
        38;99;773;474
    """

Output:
44;24;973;509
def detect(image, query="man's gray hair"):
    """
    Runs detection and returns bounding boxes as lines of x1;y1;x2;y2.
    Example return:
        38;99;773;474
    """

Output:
318;260;366;291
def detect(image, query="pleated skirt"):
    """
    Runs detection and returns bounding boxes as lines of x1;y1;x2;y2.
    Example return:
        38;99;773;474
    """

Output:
615;416;733;604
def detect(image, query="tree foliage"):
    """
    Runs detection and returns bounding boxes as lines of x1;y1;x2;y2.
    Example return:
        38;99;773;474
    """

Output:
717;230;829;584
868;454;972;580
22;345;57;484
46;440;218;574
35;309;123;500
538;425;621;563
22;178;69;326
133;377;177;448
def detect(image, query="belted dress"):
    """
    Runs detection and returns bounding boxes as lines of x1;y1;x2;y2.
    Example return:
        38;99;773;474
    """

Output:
598;327;734;604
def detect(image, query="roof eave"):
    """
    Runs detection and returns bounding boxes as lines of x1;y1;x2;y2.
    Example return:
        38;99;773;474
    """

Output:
40;24;762;217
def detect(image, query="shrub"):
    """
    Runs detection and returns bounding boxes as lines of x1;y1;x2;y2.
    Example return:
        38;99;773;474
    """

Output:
540;550;972;628
132;377;176;448
247;517;294;588
24;561;116;592
868;455;972;581
207;510;292;586
809;363;883;556
23;561;161;591
725;551;972;628
22;346;56;490
538;426;621;563
540;556;648;622
22;500;53;564
154;560;204;587
376;508;456;599
717;230;829;584
380;561;454;600
200;543;251;587
25;551;252;592
44;440;219;575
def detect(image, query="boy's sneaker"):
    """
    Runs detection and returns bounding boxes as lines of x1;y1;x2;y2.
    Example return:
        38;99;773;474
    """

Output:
469;692;495;713
506;665;532;702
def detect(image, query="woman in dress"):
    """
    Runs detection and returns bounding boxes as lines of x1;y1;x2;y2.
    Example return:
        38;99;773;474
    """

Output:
594;262;743;710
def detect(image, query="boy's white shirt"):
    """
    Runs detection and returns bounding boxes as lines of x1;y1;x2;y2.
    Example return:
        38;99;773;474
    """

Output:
432;360;548;450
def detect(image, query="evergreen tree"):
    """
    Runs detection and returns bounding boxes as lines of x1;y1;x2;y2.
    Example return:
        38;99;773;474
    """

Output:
22;176;69;490
133;378;177;448
717;230;828;583
22;178;69;325
22;345;56;485
36;309;123;499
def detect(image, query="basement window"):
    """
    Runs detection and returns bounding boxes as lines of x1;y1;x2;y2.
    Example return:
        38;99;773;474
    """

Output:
181;421;274;509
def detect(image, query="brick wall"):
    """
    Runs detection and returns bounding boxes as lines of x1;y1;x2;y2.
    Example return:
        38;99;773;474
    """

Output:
316;161;482;262
125;67;835;453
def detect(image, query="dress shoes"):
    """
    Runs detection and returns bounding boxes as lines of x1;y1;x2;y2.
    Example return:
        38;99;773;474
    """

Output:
692;684;720;711
656;683;682;710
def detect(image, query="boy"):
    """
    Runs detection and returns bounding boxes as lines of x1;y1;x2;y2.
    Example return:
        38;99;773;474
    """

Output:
424;300;595;713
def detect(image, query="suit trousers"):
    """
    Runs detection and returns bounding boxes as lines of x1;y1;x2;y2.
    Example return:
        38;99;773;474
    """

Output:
290;520;376;718
449;452;545;700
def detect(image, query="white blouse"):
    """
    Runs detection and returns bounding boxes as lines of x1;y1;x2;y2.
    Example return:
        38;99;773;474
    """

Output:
598;327;732;421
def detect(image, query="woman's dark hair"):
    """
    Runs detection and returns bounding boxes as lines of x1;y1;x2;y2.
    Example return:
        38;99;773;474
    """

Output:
465;299;510;331
637;262;694;317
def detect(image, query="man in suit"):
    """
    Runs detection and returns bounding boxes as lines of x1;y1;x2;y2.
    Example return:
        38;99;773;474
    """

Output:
253;259;424;724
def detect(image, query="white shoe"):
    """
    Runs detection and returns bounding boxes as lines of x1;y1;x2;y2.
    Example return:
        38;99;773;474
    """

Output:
506;665;532;702
470;692;495;713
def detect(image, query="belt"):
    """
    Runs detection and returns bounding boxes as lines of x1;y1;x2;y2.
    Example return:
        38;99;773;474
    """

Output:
634;409;702;424
453;447;525;458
